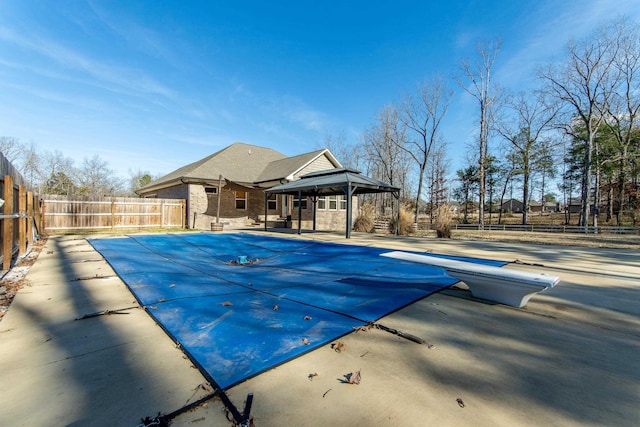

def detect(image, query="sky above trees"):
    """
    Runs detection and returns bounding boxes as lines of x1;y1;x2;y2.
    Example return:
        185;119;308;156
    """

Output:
1;0;639;179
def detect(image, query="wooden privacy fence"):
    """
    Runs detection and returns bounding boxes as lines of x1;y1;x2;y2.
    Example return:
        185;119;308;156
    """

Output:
1;175;41;271
43;195;186;232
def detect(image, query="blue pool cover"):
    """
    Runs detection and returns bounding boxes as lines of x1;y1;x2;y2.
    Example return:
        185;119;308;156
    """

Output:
89;233;505;390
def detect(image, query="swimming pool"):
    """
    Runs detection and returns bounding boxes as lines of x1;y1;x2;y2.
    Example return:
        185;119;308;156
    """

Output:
89;233;504;390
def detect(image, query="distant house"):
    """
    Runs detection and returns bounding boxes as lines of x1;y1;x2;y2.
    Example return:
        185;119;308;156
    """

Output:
529;200;561;213
499;198;524;213
566;198;582;214
137;142;353;230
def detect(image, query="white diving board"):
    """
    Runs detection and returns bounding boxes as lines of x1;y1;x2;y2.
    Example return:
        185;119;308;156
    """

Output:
380;251;560;308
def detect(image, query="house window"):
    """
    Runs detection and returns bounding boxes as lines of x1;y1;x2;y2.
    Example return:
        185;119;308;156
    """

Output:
204;187;218;194
293;196;307;210
235;191;247;210
267;194;277;210
316;195;345;210
328;195;338;210
317;196;326;210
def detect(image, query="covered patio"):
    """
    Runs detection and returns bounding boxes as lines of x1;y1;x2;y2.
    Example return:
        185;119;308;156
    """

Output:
264;168;400;238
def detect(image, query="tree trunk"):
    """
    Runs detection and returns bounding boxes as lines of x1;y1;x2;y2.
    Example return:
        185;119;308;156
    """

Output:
580;133;594;230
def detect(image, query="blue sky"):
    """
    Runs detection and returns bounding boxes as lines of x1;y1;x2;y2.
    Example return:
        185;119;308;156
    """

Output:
1;1;639;180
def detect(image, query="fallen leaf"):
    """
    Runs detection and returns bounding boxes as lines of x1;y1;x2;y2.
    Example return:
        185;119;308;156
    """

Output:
193;382;213;392
221;301;233;307
302;337;310;345
347;369;361;385
331;341;345;353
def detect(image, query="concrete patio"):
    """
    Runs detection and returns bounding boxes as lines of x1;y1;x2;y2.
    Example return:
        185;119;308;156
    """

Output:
0;230;638;426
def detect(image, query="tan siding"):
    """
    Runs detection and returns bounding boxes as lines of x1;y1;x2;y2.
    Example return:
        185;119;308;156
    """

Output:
292;155;335;180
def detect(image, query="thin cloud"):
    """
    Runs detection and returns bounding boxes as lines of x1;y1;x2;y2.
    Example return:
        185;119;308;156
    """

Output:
86;0;183;67
0;27;176;100
497;0;640;88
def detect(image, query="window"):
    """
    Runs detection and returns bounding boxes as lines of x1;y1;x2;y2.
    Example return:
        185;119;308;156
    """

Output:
328;195;338;210
267;194;277;210
293;196;307;210
317;195;345;211
235;191;247;209
317;196;326;210
204;187;218;194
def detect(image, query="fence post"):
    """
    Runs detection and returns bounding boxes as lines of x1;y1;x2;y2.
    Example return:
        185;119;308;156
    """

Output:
111;199;116;230
19;185;26;256
3;175;13;270
27;191;34;246
161;199;165;227
181;200;187;229
36;196;43;235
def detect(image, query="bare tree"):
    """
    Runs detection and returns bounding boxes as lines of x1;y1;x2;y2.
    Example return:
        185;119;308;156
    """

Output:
540;21;621;229
400;74;452;223
602;18;640;225
425;145;449;223
319;131;362;170
361;105;411;214
41;150;78;195
77;155;124;197
20;142;42;190
495;91;558;224
0;136;25;163
457;39;502;227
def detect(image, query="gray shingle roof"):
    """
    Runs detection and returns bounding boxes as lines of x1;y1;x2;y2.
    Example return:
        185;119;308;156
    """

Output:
139;142;286;191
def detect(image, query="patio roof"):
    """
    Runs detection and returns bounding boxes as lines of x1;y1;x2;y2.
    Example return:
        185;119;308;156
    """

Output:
264;168;399;196
264;168;400;238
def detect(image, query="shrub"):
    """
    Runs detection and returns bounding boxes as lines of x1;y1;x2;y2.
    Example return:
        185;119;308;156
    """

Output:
389;205;415;235
434;204;453;238
353;203;376;232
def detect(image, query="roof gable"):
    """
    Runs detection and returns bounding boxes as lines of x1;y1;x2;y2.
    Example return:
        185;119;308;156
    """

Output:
255;149;341;184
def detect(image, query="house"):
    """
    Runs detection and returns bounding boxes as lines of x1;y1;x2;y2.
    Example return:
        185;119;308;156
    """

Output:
137;142;353;230
529;200;561;213
499;198;524;213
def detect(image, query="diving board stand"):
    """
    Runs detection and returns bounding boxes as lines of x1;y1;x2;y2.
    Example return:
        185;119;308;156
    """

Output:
380;251;560;308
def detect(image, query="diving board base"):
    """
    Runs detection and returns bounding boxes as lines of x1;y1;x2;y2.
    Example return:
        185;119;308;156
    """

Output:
380;251;560;308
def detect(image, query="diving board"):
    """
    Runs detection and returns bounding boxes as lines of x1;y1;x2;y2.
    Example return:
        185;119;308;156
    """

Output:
380;251;560;308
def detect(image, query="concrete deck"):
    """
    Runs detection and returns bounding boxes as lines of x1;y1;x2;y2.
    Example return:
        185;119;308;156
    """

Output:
0;230;638;426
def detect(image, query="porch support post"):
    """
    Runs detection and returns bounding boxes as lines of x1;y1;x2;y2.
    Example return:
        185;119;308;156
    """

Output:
311;194;317;231
395;190;400;235
264;192;268;232
297;190;302;235
344;185;357;239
